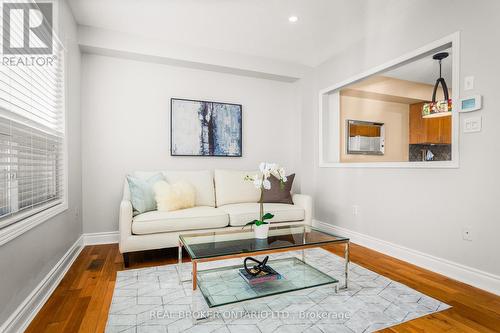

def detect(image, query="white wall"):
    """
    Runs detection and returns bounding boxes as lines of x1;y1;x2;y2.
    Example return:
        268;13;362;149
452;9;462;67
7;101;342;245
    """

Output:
0;0;82;325
81;54;300;233
299;0;500;289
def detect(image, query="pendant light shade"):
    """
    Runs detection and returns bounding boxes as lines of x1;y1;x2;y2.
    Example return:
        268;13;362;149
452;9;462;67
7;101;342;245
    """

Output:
422;52;452;118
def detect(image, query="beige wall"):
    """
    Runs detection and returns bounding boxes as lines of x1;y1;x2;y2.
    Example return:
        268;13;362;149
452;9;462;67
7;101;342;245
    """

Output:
340;95;409;162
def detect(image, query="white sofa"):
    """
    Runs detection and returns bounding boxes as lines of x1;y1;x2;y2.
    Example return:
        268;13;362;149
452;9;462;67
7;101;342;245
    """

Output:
119;169;312;266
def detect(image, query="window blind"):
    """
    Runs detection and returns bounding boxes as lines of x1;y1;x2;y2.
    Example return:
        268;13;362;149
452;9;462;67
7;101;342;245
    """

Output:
0;0;65;229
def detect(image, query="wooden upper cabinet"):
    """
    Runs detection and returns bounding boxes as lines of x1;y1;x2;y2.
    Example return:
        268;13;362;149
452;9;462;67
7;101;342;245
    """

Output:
409;103;426;144
409;102;452;144
349;124;380;137
439;116;452;144
426;116;441;143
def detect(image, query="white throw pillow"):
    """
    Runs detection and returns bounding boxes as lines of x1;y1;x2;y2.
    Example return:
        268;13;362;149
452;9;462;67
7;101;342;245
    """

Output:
153;180;196;212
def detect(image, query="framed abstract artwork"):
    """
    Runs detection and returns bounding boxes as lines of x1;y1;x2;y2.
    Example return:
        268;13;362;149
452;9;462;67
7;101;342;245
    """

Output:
170;98;242;157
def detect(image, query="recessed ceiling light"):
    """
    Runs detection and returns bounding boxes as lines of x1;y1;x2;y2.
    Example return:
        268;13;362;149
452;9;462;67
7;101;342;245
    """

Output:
288;16;298;23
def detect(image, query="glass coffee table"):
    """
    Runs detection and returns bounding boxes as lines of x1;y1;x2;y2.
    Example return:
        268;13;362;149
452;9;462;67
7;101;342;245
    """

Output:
178;224;350;307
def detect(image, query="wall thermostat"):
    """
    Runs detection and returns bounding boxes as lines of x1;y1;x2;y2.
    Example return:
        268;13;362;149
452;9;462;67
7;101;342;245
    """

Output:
460;95;482;112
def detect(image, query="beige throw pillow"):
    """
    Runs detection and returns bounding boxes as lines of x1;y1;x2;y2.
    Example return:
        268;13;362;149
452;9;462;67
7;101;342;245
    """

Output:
153;180;196;211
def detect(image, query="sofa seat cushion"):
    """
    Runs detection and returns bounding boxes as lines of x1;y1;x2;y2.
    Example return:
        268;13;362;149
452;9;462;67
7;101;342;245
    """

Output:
219;203;305;227
132;206;229;235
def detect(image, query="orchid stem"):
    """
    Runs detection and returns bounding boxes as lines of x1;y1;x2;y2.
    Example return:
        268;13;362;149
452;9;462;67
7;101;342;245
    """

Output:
259;174;264;222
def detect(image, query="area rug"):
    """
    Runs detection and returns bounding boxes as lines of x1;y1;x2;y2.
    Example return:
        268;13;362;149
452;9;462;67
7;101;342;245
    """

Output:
106;248;450;333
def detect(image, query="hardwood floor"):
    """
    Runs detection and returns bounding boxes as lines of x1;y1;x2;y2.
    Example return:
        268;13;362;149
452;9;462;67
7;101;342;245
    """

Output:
26;243;500;332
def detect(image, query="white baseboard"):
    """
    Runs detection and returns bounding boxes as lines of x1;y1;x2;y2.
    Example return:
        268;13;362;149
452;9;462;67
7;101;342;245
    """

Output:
83;231;119;245
0;231;119;332
313;220;500;296
0;236;84;333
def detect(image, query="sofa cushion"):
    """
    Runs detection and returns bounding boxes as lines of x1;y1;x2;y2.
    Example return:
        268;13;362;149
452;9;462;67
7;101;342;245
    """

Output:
132;206;228;235
263;174;295;204
153;180;196;211
134;170;215;207
219;203;305;227
126;173;165;214
214;169;260;206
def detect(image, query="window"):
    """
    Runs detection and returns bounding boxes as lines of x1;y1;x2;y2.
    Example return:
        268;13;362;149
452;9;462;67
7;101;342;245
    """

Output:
0;118;63;228
0;0;65;230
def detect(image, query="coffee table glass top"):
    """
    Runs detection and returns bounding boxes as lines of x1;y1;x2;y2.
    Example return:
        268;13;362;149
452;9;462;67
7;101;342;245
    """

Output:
197;257;338;307
179;224;348;260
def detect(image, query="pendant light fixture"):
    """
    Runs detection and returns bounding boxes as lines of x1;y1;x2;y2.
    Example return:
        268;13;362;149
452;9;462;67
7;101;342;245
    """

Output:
422;52;452;118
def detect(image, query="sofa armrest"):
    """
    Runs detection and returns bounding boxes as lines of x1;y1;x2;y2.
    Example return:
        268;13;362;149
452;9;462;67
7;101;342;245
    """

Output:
292;194;312;225
119;199;133;254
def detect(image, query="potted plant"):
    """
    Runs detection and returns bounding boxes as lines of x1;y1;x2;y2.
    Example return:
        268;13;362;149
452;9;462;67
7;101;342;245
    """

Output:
244;163;287;239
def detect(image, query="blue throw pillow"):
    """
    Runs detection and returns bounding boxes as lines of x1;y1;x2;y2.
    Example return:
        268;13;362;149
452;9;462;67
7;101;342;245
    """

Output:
127;173;165;214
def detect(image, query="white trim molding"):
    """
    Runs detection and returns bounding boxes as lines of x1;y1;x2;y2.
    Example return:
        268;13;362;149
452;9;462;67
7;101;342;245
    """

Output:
0;236;84;333
314;220;500;296
83;231;119;245
0;203;68;247
318;31;460;169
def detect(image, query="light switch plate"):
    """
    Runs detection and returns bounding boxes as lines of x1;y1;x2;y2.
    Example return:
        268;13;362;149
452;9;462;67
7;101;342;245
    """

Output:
464;76;474;90
463;116;482;133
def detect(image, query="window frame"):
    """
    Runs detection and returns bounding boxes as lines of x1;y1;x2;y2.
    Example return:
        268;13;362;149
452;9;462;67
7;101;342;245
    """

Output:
318;32;460;169
0;1;68;246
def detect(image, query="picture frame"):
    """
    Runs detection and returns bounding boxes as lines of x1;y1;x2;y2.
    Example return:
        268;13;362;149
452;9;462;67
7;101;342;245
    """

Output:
170;98;242;157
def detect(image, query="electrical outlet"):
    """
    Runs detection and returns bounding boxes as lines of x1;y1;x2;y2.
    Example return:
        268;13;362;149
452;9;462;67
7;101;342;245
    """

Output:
462;227;473;241
352;205;360;216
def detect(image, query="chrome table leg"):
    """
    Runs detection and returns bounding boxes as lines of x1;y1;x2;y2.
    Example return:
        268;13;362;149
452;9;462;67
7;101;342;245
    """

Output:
342;241;349;289
177;241;183;284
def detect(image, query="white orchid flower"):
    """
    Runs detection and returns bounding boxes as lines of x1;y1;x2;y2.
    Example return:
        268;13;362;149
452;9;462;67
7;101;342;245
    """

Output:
243;162;290;228
270;166;287;182
259;162;270;178
247;163;287;190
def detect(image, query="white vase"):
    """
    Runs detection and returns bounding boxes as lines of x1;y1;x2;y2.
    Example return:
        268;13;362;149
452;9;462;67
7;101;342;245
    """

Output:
254;223;270;239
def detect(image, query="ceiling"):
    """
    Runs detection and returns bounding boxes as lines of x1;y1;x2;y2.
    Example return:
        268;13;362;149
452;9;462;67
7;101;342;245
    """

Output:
67;0;416;67
383;48;453;86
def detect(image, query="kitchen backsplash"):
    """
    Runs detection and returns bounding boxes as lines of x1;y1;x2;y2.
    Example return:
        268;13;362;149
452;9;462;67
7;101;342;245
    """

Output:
409;144;452;161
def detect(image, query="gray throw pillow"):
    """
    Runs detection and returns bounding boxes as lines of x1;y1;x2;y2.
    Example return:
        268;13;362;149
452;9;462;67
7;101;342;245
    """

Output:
262;174;295;204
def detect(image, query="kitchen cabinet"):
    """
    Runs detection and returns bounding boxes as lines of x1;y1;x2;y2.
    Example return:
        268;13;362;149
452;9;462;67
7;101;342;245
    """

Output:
409;102;451;144
440;116;452;144
349;124;380;137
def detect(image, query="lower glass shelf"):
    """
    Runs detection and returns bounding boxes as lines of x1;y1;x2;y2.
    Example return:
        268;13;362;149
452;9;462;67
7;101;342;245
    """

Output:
197;257;338;307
